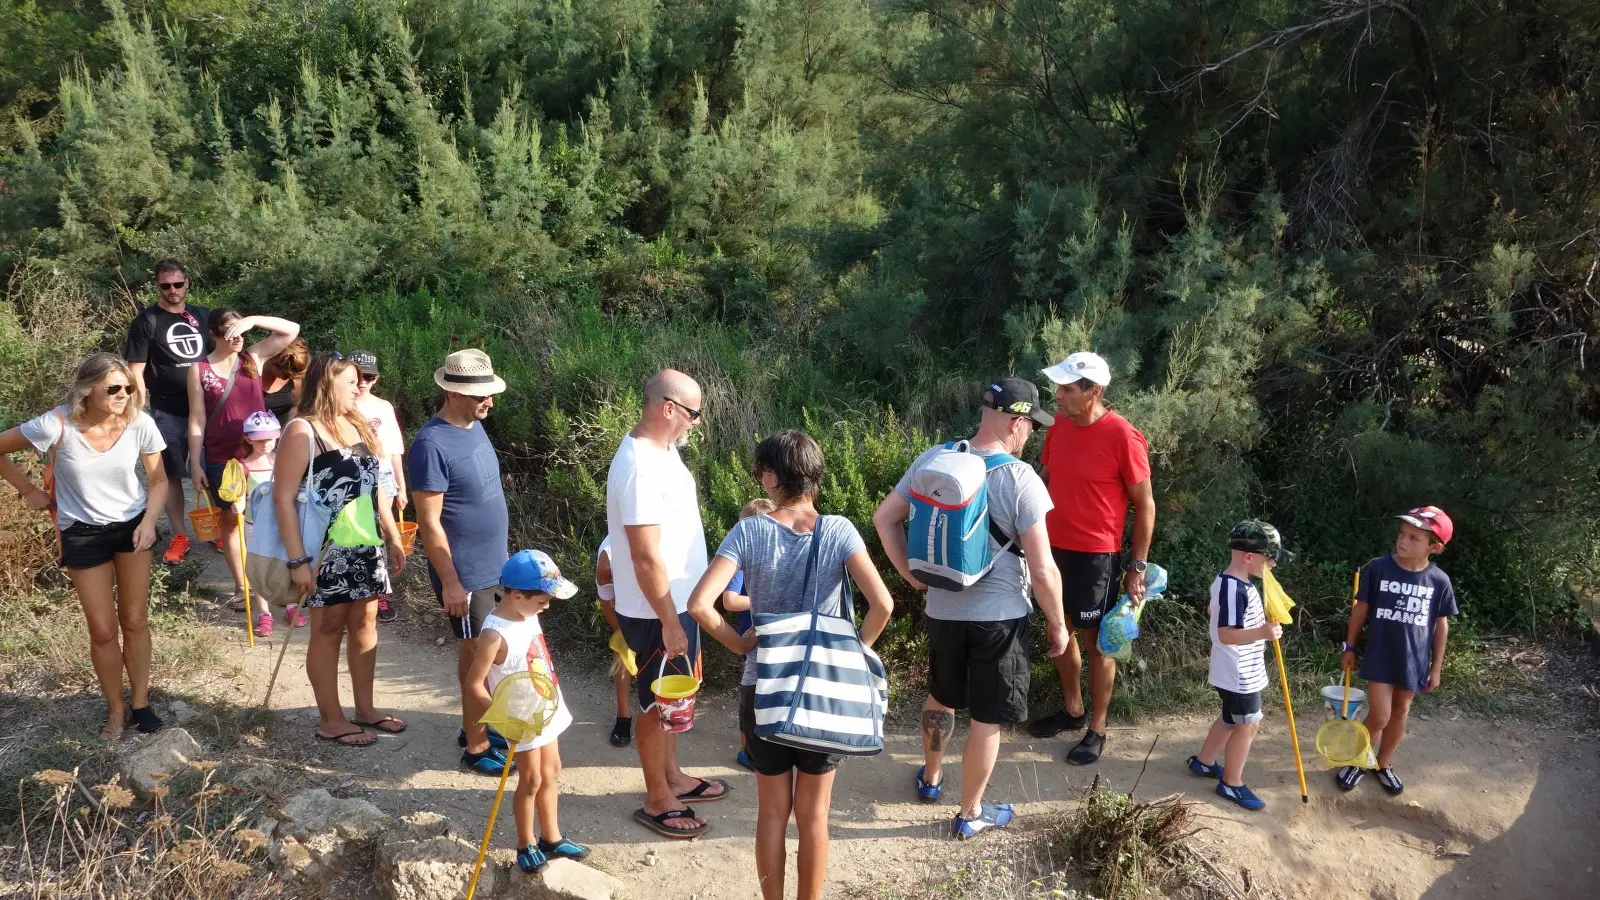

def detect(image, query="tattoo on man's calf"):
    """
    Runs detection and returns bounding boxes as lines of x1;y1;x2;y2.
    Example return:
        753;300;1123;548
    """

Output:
922;709;955;751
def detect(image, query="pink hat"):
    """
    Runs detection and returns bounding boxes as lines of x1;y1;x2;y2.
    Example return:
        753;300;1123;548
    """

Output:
243;410;281;439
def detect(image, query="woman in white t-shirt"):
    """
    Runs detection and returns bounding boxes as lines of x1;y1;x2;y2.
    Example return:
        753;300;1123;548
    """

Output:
0;353;170;741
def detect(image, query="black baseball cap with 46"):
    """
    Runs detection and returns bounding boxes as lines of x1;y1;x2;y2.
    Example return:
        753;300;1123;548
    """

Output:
983;377;1055;427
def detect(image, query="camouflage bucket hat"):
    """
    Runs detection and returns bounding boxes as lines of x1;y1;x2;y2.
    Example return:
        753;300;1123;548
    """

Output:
1227;519;1294;565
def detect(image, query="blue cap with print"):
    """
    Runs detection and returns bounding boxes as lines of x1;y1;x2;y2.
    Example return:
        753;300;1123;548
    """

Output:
501;549;578;599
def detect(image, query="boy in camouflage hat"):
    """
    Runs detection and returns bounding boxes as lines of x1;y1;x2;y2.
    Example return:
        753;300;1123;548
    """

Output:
1185;520;1291;810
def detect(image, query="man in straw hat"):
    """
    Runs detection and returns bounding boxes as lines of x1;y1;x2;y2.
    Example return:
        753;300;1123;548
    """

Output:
606;369;726;839
409;349;514;776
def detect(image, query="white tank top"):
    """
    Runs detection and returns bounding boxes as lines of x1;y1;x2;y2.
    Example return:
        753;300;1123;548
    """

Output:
481;610;572;750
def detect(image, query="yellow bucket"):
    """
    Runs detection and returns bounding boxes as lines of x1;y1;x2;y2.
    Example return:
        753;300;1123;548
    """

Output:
651;651;699;699
652;674;699;700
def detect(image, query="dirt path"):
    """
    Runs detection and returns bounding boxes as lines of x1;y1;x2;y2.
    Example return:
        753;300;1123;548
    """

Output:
192;552;1599;899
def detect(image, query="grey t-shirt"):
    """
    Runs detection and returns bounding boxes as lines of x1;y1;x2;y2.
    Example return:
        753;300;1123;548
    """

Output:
715;513;868;685
895;444;1053;622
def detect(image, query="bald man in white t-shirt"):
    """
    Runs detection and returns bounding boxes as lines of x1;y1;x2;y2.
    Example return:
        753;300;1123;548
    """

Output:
605;369;726;839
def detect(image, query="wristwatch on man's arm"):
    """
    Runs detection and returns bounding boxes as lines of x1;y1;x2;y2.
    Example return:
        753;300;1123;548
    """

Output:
1125;559;1148;574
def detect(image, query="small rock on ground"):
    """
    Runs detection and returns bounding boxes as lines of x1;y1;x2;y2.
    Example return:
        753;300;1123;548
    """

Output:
512;858;629;900
264;788;388;881
119;727;203;798
376;810;500;900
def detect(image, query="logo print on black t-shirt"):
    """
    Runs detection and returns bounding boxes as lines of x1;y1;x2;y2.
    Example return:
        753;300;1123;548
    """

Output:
165;322;204;359
1373;579;1436;627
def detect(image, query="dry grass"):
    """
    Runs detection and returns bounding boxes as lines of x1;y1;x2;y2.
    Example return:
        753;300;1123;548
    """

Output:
0;562;250;833
9;764;280;899
1053;774;1200;900
0;570;228;700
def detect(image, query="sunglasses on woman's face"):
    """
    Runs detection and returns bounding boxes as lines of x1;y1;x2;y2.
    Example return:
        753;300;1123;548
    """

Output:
104;384;133;396
158;280;187;291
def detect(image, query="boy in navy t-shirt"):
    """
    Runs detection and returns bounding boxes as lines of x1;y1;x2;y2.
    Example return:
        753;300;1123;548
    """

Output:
1338;506;1458;796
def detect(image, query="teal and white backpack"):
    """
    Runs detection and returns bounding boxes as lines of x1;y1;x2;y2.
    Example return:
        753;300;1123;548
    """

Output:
904;441;1026;591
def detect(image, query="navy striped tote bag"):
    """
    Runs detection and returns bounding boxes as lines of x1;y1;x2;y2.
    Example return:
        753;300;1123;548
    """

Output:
752;516;889;756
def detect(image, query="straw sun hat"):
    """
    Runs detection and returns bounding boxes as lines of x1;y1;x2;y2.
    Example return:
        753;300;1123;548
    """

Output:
434;348;507;397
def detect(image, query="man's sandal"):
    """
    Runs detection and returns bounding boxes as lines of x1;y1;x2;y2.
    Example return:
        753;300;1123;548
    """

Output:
675;777;729;803
351;715;406;734
633;808;708;839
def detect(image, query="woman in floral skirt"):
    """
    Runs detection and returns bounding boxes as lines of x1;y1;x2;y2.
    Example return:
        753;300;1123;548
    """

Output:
273;352;408;746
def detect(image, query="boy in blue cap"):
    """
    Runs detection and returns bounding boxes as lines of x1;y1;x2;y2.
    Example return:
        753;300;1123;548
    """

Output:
464;549;589;874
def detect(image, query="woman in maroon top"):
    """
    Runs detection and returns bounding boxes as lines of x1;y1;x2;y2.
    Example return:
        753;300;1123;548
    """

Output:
186;309;299;605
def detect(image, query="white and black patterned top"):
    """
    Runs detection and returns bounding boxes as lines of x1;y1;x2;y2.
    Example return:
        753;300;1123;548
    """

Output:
1208;572;1268;695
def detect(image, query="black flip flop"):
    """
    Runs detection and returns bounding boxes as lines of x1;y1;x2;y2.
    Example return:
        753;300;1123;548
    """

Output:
316;728;377;747
633;807;707;840
676;777;730;803
351;715;407;734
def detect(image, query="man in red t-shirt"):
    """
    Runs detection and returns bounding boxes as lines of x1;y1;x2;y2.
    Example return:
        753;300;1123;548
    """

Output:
1028;352;1156;765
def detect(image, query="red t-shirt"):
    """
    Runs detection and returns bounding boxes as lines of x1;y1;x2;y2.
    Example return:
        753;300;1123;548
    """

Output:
1040;410;1151;553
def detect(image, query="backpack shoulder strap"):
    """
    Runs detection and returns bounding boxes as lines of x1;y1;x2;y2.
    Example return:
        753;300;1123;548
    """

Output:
981;451;1022;470
978;451;1029;559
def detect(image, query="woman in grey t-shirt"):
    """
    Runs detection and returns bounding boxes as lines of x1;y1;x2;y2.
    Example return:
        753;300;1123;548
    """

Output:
688;429;894;900
0;353;170;741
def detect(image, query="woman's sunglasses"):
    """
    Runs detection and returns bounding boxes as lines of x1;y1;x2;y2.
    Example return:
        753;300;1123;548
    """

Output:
104;384;133;396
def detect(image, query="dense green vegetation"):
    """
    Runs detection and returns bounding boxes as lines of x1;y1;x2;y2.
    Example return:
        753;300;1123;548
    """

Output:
3;0;1596;668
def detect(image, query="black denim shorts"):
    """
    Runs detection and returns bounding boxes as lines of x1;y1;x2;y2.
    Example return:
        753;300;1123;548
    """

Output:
60;511;146;570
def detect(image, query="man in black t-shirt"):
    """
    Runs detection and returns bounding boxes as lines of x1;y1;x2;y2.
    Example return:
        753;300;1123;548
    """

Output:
124;259;211;563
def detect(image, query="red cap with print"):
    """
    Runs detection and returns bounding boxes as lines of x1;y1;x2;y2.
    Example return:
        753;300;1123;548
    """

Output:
1396;506;1453;545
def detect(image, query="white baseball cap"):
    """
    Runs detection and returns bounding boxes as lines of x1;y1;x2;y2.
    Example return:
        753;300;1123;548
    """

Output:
1041;351;1111;387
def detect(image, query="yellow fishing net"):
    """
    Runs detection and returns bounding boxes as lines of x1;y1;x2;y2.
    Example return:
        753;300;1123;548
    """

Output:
1261;566;1296;625
216;458;249;506
479;661;559;746
1316;669;1375;769
1315;570;1375;769
609;629;638;677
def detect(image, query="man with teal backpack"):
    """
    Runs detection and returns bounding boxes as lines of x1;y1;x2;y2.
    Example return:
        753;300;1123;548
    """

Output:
874;378;1070;839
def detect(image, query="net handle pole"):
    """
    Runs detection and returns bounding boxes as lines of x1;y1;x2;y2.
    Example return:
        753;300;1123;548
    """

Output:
466;757;515;900
1341;570;1359;717
238;522;254;649
1272;637;1309;803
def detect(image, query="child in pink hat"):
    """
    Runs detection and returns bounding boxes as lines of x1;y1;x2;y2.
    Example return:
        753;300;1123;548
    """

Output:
240;411;306;633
